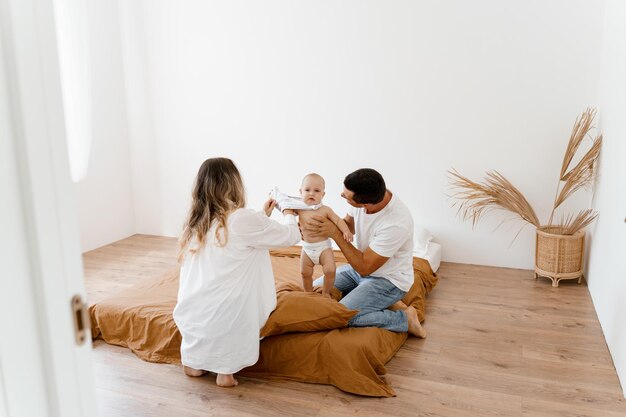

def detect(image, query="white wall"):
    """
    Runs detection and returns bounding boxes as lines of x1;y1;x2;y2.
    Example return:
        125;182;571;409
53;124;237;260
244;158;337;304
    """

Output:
75;0;621;393
118;0;605;269
74;0;135;252
587;0;626;396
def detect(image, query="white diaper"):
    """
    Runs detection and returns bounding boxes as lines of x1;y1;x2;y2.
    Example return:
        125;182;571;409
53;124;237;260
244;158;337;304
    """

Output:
302;239;333;265
270;186;322;212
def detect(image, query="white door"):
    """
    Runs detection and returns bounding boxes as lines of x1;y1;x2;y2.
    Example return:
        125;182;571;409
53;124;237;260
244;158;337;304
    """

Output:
0;0;96;415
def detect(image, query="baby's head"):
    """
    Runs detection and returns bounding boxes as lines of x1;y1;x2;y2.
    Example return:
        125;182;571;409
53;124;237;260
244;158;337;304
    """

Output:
300;173;325;205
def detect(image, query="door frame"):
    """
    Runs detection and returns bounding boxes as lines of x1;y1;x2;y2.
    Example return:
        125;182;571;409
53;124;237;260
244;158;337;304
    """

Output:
0;0;96;415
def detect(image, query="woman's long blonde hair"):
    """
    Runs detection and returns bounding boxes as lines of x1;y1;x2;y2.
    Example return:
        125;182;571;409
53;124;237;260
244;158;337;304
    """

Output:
178;157;246;261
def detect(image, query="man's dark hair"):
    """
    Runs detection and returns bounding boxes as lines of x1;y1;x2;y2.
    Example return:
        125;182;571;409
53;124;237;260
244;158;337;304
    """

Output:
343;168;386;204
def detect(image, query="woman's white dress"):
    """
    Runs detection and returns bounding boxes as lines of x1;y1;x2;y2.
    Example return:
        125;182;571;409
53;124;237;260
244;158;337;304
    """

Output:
173;209;300;374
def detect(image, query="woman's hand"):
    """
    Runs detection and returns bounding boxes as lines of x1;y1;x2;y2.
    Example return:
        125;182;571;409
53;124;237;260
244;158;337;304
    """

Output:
263;198;277;217
282;209;296;216
304;215;339;239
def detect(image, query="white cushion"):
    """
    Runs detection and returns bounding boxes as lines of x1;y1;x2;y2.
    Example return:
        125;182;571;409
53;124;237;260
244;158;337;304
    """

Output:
413;225;434;255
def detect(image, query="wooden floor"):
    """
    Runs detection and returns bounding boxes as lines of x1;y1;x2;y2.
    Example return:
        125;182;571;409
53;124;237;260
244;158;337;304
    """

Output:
83;234;626;417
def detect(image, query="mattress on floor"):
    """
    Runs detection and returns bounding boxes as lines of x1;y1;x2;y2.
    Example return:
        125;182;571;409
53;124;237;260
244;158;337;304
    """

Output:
89;247;437;397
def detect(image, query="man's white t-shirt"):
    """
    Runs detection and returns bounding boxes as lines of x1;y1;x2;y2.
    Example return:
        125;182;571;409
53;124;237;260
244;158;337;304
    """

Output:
349;193;414;292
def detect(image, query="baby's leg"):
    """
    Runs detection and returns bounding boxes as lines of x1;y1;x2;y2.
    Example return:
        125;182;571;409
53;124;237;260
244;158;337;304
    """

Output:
300;249;315;292
319;249;336;297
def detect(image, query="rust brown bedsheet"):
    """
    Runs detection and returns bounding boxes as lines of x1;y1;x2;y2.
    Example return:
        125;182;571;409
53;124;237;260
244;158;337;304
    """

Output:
89;247;437;397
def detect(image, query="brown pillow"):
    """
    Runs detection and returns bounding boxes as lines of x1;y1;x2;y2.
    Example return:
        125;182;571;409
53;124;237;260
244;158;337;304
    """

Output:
261;283;357;337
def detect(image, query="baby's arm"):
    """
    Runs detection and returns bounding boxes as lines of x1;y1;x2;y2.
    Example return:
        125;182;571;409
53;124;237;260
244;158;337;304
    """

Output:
325;207;353;242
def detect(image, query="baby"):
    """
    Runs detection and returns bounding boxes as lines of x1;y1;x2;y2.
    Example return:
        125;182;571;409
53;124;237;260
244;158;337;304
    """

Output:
296;173;353;297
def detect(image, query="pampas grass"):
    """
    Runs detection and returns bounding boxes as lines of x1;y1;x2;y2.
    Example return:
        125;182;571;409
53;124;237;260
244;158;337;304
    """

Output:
552;135;602;213
449;108;602;236
449;170;540;229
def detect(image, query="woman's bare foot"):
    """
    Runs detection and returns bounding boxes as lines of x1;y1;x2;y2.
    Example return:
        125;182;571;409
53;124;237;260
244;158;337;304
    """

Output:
404;306;427;338
183;366;206;377
216;373;238;387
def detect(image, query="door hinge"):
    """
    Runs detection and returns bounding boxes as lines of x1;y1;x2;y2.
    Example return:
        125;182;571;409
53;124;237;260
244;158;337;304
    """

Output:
71;294;89;346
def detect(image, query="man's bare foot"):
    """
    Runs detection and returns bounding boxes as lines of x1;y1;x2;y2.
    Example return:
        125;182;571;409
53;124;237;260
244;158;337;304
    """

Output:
404;306;427;338
183;366;206;377
216;373;238;387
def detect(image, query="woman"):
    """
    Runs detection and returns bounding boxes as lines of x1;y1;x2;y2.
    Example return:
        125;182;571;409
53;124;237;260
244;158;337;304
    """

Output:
173;157;300;387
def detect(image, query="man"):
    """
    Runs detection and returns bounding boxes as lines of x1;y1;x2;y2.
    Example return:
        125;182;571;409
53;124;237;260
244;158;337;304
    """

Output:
306;168;426;337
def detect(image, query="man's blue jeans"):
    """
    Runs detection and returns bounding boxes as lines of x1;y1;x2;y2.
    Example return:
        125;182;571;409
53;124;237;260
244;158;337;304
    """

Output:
313;264;408;332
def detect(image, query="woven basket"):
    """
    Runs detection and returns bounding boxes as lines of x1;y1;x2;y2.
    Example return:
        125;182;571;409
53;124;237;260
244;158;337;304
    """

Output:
534;226;585;287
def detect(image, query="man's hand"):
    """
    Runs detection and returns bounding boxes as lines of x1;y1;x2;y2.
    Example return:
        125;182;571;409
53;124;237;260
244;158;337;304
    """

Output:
304;215;340;239
343;231;354;242
307;214;389;276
